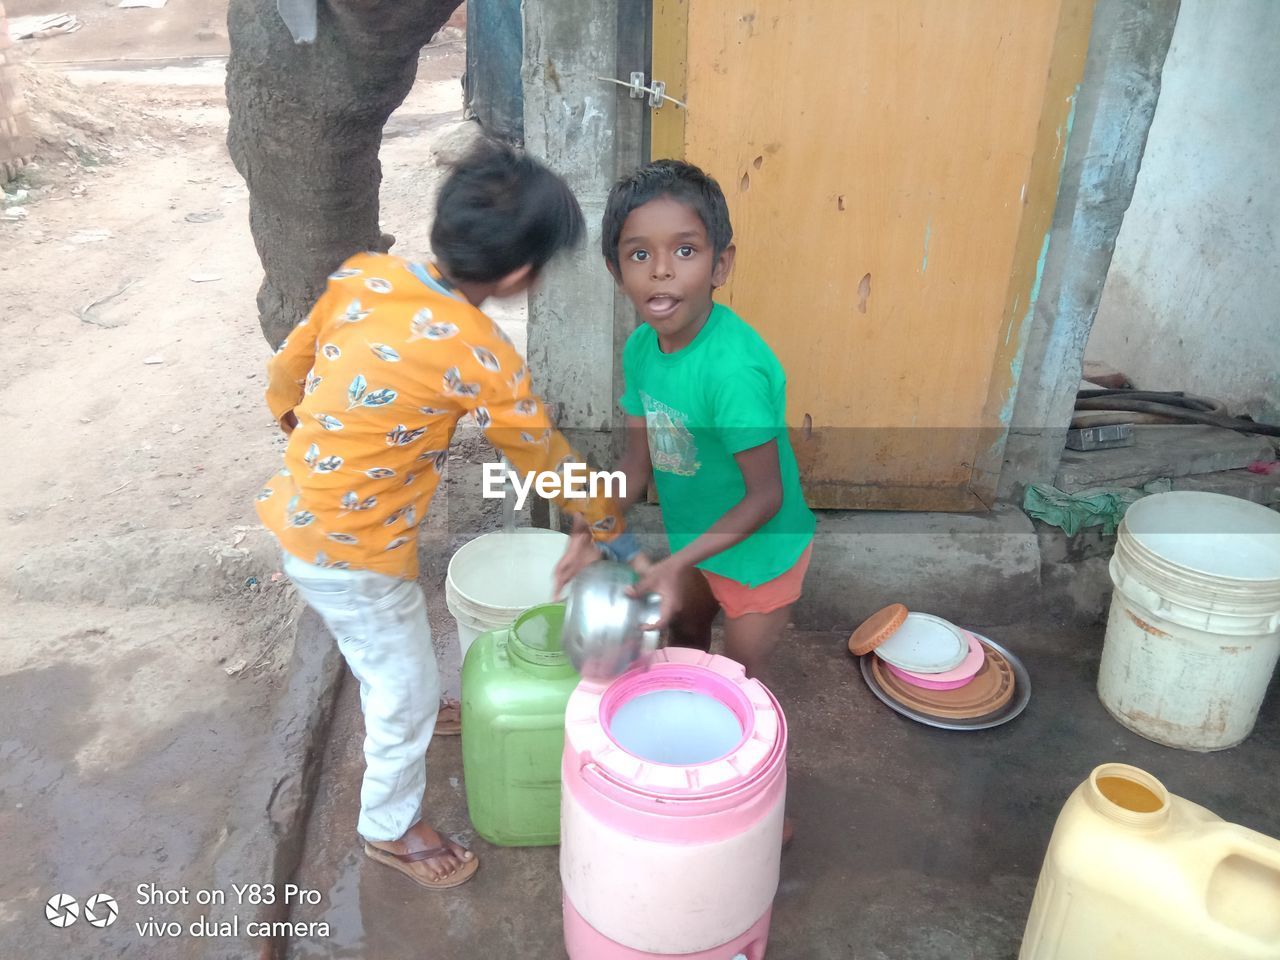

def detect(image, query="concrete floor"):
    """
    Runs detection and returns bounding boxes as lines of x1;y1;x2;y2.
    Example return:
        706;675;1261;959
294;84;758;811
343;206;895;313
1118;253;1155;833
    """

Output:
283;616;1280;960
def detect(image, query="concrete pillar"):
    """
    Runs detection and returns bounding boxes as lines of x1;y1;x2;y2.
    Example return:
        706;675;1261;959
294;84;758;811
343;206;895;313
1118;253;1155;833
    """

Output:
999;0;1181;499
523;0;621;464
523;0;649;466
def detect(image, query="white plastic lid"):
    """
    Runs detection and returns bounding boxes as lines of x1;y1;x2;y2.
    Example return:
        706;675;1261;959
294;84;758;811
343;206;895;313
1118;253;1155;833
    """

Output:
1124;491;1280;583
872;612;969;674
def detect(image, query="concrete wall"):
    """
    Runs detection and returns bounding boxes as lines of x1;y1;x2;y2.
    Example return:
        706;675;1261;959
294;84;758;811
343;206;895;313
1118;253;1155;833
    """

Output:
1087;0;1280;424
1000;0;1180;498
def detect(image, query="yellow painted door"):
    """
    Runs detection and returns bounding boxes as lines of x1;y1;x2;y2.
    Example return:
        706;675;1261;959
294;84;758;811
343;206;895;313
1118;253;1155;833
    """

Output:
650;0;1093;510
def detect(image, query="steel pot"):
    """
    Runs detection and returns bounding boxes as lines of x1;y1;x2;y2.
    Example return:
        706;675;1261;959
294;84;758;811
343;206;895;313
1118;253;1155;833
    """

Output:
561;561;663;681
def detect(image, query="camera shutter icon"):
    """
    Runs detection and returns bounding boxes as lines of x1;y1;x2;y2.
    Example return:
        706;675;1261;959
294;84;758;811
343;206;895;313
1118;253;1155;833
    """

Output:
85;893;119;928
45;894;79;929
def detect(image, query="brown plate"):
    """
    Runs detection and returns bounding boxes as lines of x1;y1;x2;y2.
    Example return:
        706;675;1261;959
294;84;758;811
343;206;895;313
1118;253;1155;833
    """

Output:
871;642;1016;720
860;633;1031;731
848;603;909;656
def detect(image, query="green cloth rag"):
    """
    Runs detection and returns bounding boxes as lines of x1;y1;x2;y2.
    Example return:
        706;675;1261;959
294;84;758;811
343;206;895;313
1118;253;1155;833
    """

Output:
1023;480;1172;536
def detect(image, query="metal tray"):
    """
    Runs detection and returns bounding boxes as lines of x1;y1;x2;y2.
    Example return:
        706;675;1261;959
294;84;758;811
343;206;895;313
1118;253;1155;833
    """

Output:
860;632;1031;731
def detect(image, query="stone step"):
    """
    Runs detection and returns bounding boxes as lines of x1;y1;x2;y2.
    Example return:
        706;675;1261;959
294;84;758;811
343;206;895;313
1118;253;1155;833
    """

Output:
1055;424;1275;492
1169;468;1280;508
627;503;1041;632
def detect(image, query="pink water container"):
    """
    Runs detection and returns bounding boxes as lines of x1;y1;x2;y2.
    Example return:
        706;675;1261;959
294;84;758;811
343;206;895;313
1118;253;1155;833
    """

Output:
560;648;788;959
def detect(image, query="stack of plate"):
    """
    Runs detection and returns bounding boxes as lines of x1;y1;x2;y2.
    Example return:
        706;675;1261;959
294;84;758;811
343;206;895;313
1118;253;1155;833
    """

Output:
848;605;1030;730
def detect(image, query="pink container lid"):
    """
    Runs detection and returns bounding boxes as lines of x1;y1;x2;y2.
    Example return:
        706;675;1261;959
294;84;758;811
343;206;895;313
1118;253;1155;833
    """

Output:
884;632;986;691
564;648;785;801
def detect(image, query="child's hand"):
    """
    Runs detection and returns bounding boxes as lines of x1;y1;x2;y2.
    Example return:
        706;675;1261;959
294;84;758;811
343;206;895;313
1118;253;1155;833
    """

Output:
628;556;683;629
553;516;601;598
280;411;298;435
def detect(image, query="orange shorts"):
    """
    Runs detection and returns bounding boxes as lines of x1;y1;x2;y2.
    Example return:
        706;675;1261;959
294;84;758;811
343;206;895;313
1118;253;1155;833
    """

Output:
701;543;813;619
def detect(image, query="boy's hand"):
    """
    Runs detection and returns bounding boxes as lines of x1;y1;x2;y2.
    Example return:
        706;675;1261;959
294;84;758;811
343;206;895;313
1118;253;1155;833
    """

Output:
279;411;298;435
628;555;683;630
553;516;601;599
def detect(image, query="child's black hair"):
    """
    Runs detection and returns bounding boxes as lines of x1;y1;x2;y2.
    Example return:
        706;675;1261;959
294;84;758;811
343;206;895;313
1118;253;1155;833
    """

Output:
431;138;585;283
601;160;733;273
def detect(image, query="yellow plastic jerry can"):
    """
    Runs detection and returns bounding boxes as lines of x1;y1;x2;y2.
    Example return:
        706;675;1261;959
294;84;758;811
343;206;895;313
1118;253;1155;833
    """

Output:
1020;763;1280;960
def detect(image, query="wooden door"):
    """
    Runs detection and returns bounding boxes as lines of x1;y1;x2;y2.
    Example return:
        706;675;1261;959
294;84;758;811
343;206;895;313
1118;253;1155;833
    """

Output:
650;0;1093;510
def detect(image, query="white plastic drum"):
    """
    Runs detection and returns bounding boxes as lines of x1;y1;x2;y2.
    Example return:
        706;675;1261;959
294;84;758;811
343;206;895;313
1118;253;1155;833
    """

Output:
1099;491;1280;751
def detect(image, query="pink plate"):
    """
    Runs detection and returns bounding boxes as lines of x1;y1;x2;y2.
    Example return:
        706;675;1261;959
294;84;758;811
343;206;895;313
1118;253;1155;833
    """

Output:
885;632;986;691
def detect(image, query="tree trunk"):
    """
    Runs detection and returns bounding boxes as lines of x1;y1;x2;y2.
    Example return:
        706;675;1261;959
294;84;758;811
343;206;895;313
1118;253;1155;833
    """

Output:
227;0;462;347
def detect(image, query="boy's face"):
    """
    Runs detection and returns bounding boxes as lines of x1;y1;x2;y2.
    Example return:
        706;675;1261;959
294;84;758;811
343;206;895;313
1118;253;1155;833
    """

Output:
612;195;734;348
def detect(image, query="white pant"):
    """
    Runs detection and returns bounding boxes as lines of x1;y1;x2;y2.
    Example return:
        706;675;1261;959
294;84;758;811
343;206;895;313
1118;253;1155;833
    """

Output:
282;552;440;842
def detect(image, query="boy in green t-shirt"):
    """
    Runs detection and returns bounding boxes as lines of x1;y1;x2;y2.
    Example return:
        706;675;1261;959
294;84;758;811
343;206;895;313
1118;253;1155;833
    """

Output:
555;160;815;682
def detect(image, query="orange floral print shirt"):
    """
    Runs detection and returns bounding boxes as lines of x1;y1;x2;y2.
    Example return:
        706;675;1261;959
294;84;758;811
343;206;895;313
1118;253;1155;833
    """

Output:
256;253;624;579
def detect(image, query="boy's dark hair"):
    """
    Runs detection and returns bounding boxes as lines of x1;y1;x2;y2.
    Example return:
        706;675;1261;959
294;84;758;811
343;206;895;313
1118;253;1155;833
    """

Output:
601;160;733;273
431;138;585;283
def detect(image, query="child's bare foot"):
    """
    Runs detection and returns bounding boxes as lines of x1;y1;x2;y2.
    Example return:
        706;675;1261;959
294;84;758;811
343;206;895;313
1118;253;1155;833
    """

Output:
365;821;478;889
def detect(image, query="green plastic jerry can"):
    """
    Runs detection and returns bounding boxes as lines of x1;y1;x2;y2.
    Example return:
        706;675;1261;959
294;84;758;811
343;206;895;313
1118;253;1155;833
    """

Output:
460;602;578;846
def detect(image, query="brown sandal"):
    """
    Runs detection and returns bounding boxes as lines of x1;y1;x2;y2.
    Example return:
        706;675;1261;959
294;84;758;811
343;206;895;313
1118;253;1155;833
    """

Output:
364;841;479;889
434;700;462;737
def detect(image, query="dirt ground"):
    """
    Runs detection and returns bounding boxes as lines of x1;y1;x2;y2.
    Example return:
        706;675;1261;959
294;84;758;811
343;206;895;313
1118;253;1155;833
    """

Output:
7;0;465;65
0;7;488;955
7;0;228;65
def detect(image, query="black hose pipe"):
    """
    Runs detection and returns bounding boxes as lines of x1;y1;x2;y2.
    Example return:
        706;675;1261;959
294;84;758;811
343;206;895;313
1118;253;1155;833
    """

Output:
1073;397;1280;438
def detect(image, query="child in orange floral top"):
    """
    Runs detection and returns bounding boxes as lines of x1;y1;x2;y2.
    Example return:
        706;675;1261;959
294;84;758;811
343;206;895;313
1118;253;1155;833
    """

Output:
256;140;625;891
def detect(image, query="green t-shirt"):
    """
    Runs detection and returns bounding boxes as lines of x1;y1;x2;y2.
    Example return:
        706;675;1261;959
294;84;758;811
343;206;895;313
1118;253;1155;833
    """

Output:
620;303;815;587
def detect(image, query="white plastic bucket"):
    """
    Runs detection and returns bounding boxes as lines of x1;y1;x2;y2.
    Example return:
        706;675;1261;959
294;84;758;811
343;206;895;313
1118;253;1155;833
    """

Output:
1098;491;1280;751
445;528;569;658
